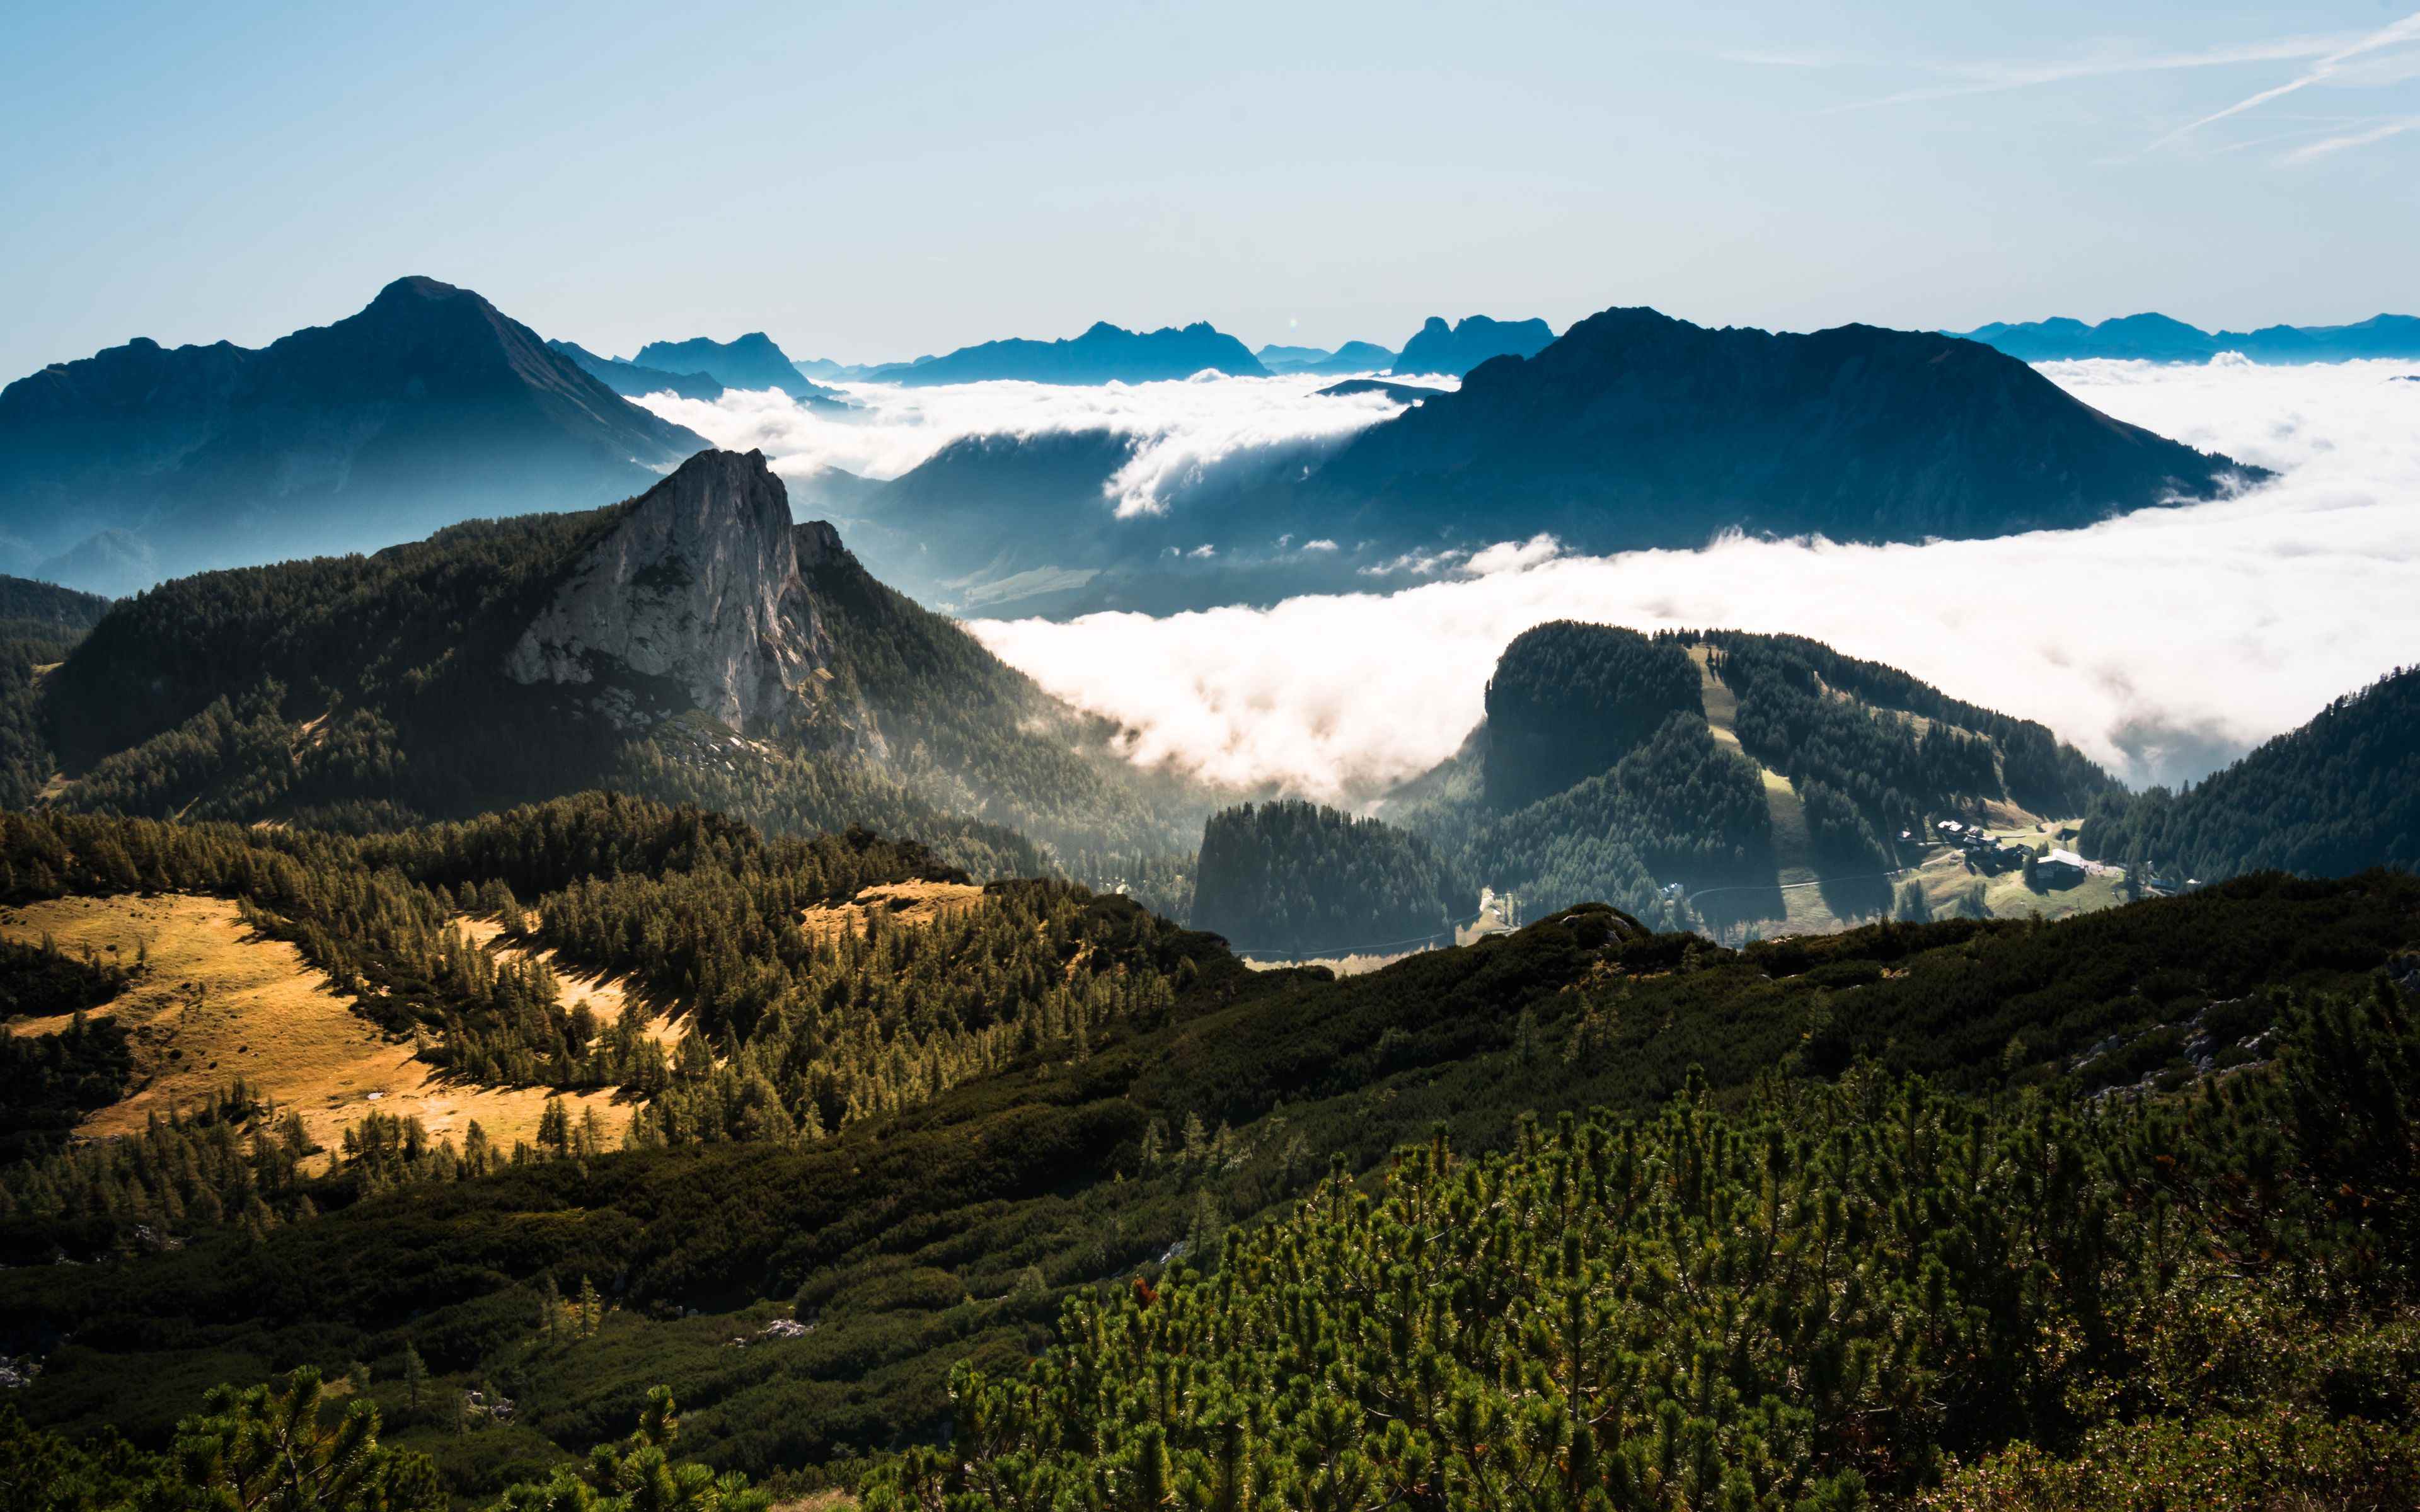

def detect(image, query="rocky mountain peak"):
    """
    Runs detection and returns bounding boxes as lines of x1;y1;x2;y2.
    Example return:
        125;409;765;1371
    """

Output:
504;449;856;737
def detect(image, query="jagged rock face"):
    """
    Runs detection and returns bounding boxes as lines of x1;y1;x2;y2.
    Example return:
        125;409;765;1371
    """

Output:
505;449;842;735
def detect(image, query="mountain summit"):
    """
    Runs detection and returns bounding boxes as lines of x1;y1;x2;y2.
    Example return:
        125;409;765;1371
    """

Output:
1391;314;1555;375
505;449;849;738
631;332;828;396
1315;306;2259;549
0;276;706;591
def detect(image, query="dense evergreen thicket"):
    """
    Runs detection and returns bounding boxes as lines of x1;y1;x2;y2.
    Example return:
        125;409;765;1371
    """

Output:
2080;664;2419;883
1192;801;1473;956
1482;624;1703;811
872;978;2419;1510
1466;713;1771;920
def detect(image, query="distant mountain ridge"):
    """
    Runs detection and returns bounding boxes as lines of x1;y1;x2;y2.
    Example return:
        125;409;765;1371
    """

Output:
0;276;706;593
1256;340;1399;375
631;332;834;396
1392;314;1555;375
872;321;1269;386
1956;312;2420;363
546;340;725;402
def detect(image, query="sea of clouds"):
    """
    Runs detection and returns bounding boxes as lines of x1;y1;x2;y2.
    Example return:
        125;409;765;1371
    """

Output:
966;357;2420;799
638;369;1444;518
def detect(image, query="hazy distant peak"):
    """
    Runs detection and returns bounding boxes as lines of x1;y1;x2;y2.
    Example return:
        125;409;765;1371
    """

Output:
882;319;1269;386
1953;311;2420;363
1391;313;1556;375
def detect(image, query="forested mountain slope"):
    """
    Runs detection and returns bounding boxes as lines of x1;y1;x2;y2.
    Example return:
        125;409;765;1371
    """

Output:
1392;622;2121;932
3;793;2413;1506
16;449;1211;866
1191;799;1474;956
2080;664;2420;883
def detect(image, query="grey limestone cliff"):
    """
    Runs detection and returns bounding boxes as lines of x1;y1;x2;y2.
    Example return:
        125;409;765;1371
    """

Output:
505;449;861;739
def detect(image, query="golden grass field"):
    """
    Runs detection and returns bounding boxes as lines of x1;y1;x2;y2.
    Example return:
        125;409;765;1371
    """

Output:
458;915;683;1050
0;894;631;1163
800;879;987;943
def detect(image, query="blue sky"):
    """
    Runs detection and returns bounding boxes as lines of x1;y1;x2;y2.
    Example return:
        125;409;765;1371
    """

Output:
5;0;2417;378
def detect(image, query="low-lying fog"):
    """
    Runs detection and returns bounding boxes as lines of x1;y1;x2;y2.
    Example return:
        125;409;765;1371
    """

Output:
640;369;1448;518
958;357;2420;799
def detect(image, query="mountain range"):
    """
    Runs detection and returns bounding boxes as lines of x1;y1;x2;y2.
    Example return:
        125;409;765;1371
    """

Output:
821;304;2261;616
0;277;706;595
631;333;842;399
1956;311;2420;363
544;340;726;402
1255;339;1401;374
870;320;1268;385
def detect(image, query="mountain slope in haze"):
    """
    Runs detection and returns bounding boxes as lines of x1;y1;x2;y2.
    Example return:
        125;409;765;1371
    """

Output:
26;449;1210;864
1317;378;1448;403
546;339;725;401
1317;306;2259;550
2080;665;2420;883
1257;340;1399;374
803;305;2266;619
1959;311;2420;362
1390;313;1556;374
875;321;1269;385
1391;621;2122;932
0;277;708;591
630;332;833;396
0;573;109;638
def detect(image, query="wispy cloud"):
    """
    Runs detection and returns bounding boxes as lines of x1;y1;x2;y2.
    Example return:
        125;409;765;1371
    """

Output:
1719;49;1842;69
1824;33;2352;113
2279;112;2420;162
2150;9;2420;149
637;369;1443;520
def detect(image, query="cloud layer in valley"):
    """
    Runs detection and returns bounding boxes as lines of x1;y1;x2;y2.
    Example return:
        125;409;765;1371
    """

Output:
637;370;1440;518
969;357;2420;801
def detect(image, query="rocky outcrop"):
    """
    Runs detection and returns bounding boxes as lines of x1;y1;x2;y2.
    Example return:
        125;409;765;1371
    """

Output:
505;449;856;737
